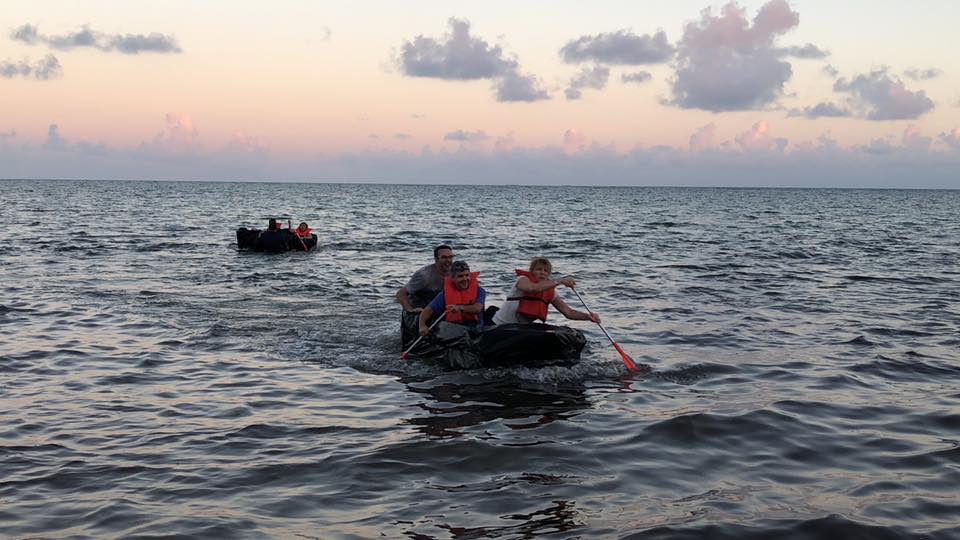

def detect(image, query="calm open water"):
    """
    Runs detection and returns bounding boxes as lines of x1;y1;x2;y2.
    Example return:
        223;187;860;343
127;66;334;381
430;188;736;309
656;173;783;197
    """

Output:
2;179;959;539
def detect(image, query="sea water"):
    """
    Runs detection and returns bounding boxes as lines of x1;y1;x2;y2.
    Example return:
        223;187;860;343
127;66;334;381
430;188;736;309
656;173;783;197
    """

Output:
2;179;959;539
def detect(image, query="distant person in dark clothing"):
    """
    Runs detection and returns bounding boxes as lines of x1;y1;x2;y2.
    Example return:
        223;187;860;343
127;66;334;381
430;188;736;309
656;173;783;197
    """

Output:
256;218;288;253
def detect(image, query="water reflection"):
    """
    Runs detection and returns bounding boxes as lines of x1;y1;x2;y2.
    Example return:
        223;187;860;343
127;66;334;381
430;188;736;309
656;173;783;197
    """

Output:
400;377;592;439
447;500;582;538
403;499;583;539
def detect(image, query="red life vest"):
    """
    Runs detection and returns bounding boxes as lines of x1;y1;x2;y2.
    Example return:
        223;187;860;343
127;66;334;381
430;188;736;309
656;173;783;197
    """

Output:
295;227;313;238
444;272;480;324
509;269;555;322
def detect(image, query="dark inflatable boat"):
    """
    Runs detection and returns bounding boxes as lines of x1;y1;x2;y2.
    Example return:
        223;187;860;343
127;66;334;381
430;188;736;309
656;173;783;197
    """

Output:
236;227;317;252
401;311;586;369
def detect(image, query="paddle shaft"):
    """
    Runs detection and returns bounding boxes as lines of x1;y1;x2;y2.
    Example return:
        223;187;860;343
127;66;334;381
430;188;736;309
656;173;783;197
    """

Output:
400;311;446;359
570;287;639;371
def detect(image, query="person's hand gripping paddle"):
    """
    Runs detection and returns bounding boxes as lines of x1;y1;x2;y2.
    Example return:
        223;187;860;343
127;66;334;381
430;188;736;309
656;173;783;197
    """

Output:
570;288;640;372
400;312;446;360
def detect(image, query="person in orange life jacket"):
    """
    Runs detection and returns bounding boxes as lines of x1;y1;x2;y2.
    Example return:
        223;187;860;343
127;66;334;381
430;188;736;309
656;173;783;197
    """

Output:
418;260;486;336
294;222;313;239
492;257;600;326
396;245;455;312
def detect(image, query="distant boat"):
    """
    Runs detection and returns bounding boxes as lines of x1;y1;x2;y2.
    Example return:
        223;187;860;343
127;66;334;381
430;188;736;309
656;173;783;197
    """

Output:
236;227;317;252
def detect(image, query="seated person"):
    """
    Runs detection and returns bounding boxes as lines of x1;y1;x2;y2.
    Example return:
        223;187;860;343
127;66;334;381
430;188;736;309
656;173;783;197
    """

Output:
419;260;486;336
492;257;600;326
294;222;313;239
256;218;288;252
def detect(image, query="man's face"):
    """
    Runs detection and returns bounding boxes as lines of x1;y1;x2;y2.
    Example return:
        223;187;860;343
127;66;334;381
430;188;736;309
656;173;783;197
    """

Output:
531;264;551;281
453;270;471;291
436;248;455;274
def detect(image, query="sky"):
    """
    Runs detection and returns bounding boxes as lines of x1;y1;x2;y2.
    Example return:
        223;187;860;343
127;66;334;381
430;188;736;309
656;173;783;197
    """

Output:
2;0;959;187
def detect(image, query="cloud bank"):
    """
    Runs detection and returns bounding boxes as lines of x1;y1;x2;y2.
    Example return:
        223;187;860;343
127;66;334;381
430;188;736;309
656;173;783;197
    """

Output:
6;119;958;189
11;24;182;54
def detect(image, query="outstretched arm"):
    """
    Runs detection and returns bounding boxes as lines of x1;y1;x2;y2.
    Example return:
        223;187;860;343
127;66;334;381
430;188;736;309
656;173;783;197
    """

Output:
552;296;601;323
515;276;577;294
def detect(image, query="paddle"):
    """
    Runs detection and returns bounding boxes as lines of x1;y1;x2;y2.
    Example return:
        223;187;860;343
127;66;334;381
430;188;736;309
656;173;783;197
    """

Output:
400;312;446;360
570;287;640;372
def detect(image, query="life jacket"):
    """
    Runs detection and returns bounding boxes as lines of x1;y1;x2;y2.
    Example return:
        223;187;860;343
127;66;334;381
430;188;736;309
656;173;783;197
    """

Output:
444;272;480;324
295;227;313;238
508;269;554;322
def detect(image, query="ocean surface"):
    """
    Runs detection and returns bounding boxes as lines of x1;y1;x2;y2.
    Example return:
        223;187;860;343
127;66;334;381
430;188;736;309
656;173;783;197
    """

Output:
2;179;959;540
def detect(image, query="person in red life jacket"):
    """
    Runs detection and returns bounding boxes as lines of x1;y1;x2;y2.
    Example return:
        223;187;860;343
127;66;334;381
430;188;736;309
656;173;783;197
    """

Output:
294;222;313;239
418;260;486;336
492;257;600;326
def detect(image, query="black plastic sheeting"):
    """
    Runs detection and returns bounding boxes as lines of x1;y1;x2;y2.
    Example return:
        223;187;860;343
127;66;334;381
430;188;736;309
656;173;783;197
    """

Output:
401;311;586;369
237;227;318;252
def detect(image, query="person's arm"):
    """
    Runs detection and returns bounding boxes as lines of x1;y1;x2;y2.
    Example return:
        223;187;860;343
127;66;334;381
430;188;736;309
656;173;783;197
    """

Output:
396;286;418;312
419;292;446;335
418;306;435;336
552;296;601;323
516;276;576;294
451;288;485;316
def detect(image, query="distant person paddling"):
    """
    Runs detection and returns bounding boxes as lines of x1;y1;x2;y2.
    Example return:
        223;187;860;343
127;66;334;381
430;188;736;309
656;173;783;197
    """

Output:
492;257;600;326
294;222;313;239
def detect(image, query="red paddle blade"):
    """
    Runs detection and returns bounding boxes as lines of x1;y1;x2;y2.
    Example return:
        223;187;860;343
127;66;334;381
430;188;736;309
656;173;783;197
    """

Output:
613;342;639;372
400;352;409;360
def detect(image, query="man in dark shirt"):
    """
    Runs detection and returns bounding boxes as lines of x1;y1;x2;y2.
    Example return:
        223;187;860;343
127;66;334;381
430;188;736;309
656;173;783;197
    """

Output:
256;218;288;253
396;245;455;311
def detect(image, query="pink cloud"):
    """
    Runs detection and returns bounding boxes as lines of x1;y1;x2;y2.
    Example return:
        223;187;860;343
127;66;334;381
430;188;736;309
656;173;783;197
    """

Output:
939;127;960;150
735;120;788;152
688;123;717;152
563;129;587;155
901;124;931;152
669;0;807;111
495;131;516;152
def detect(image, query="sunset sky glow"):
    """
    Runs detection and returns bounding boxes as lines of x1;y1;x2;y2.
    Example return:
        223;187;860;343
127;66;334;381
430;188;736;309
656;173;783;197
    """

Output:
2;0;959;186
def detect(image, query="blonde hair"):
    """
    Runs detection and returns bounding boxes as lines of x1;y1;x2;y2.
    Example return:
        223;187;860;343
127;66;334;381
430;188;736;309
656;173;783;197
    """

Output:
528;257;552;274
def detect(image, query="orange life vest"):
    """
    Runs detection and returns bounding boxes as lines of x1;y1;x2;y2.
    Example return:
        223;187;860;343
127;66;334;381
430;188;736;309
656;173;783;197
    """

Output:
295;227;313;238
444;272;480;324
508;269;555;322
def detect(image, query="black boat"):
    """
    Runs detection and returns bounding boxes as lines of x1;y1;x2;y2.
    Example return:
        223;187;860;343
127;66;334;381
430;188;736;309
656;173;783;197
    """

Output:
401;311;586;369
236;227;317;252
